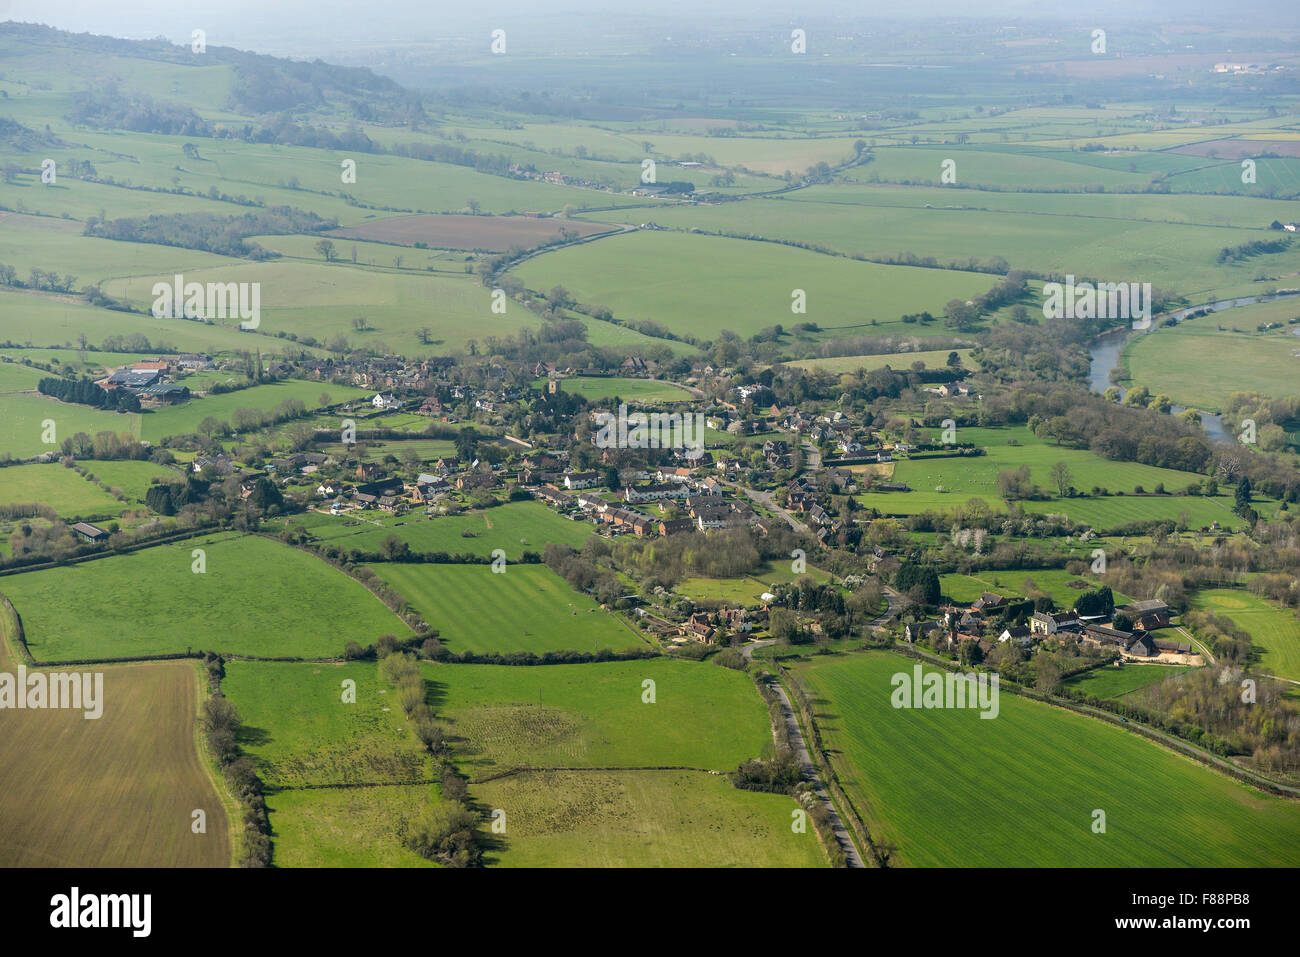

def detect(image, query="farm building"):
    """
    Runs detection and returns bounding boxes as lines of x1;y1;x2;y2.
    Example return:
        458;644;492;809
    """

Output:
71;522;109;544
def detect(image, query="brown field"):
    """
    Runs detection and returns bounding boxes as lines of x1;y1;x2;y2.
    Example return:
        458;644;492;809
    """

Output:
1172;139;1300;159
329;213;611;251
0;611;229;867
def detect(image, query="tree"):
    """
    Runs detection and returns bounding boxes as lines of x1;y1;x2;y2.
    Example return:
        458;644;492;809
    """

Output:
1034;655;1061;693
466;198;481;214
454;427;479;462
1049;461;1074;498
1112;612;1134;632
314;239;337;262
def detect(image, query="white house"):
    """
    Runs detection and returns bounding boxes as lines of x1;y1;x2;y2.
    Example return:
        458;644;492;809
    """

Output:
372;392;403;410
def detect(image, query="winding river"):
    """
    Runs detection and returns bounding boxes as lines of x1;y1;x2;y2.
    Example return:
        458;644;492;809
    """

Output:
1085;291;1300;445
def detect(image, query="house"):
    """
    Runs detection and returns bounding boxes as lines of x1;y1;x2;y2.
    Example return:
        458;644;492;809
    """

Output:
1030;610;1079;636
176;353;214;371
534;486;574;508
416;397;443;416
658;518;695;536
998;625;1034;647
562;471;600;490
717;607;753;632
372;392;403;411
457;472;501;491
972;591;1008;611
317;481;341;498
692;505;734;529
624;483;689;504
192;455;233;476
434;457;460;475
904;620;945;643
655;467;694;484
72;522;109;543
377;495;401;513
679;613;715;643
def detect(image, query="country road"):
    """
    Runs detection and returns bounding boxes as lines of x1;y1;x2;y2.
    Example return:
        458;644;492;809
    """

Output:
743;635;866;868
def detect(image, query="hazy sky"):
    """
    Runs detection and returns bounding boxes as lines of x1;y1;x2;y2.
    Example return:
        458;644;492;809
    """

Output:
6;0;1299;56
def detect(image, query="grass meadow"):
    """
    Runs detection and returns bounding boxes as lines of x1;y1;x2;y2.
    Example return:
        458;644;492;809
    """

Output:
1191;589;1300;682
536;375;695;403
797;650;1300;866
431;657;772;773
476;769;825;868
369;562;643;655
289;501;595;560
1125;304;1300;411
859;426;1250;530
513;230;997;340
0;393;139;459
1063;664;1193;700
940;569;1132;609
0;463;122;518
3;531;411;661
266;785;439;867
138;379;371;442
677;558;832;606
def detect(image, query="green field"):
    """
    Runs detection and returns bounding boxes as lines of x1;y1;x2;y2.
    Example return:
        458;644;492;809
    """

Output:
4;531;411;661
1192;589;1300;681
266;785;439;867
514;230;997;341
104;260;545;357
0;360;47;392
786;349;973;375
432;657;771;772
290;501;594;560
536;375;695;403
139;379;372;442
860;426;1249;530
1126;301;1300;411
0;288;297;355
678;558;832;606
221;658;441;866
0;463;122;518
370;562;643;655
476;769;825;868
582;186;1300;303
941;569;1132;609
1064;664;1193;699
798;650;1300;866
222;659;431;788
316;438;457;464
0;392;139;458
77;459;185;506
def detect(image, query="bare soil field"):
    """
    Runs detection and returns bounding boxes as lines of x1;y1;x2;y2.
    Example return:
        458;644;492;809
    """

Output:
0;613;229;866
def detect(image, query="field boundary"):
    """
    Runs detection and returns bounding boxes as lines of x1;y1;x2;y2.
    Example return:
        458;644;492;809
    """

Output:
0;593;34;665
